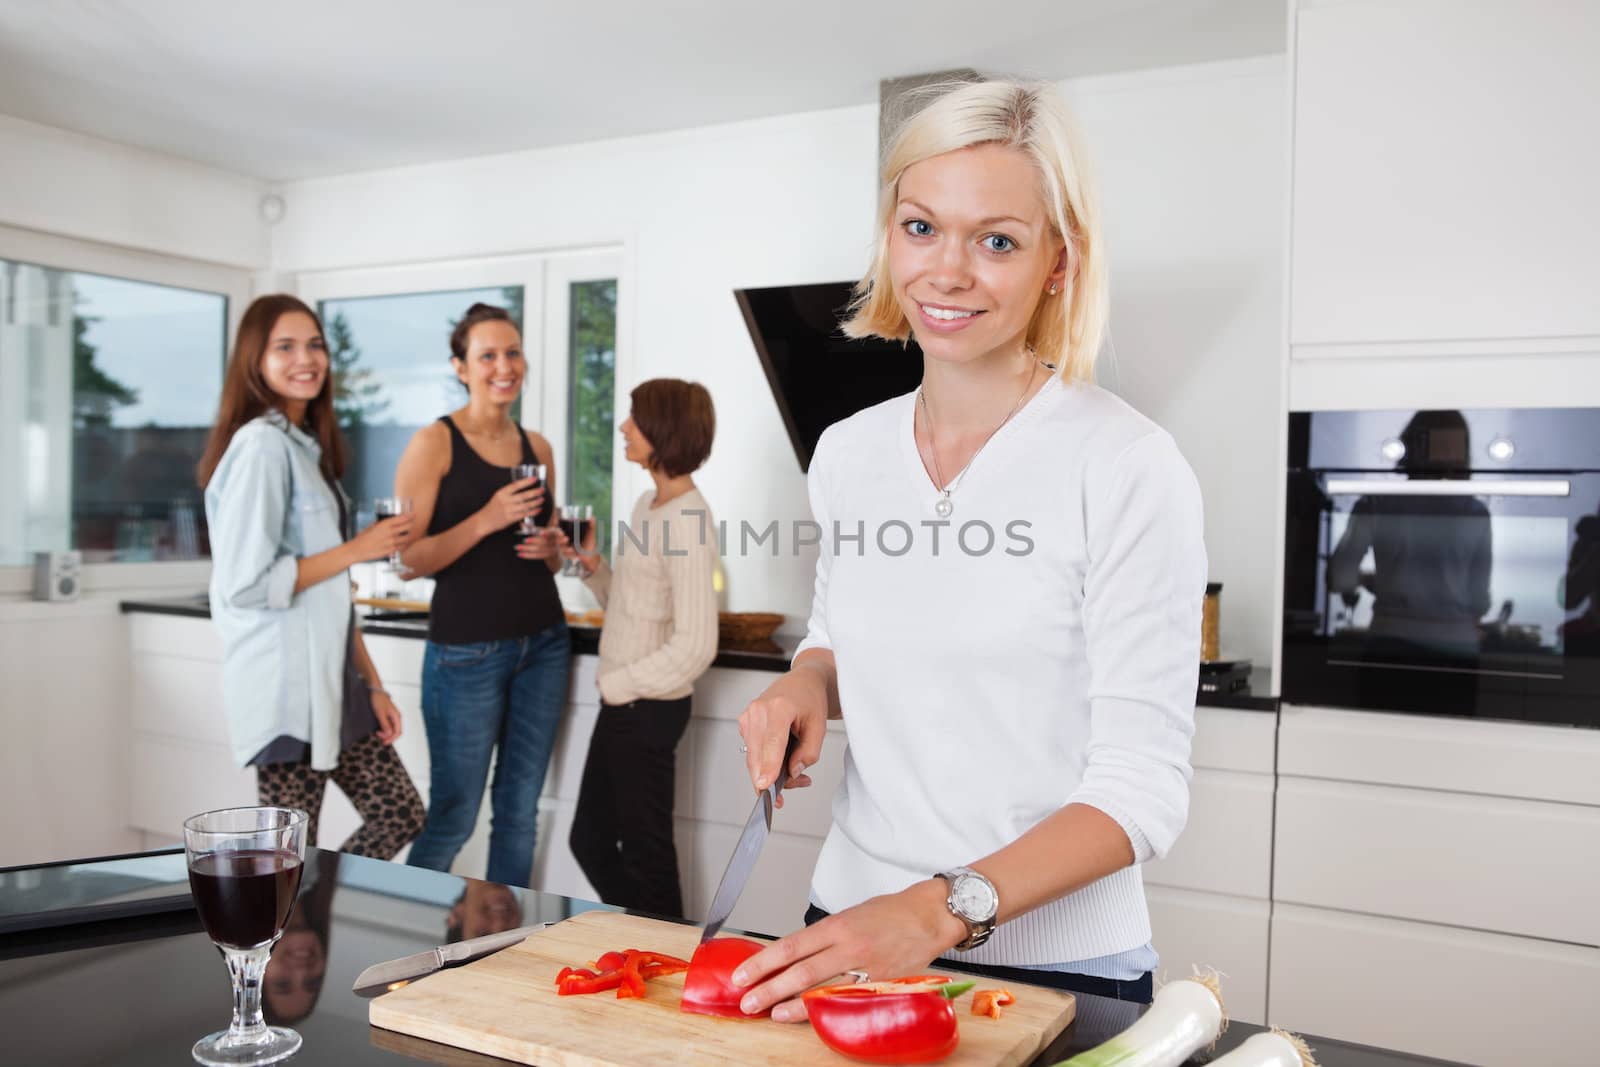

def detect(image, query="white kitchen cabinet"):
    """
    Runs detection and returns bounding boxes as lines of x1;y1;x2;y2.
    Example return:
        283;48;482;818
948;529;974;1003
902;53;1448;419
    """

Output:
1143;769;1274;900
1279;704;1600;807
1271;903;1600;1067
1290;0;1600;352
1276;776;1600;946
1146;886;1269;1025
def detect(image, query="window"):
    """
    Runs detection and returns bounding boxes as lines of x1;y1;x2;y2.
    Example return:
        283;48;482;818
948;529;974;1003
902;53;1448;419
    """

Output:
297;250;623;591
0;252;234;566
316;285;523;506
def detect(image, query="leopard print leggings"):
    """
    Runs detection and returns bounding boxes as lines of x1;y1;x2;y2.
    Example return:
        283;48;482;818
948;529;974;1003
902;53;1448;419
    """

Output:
256;732;426;860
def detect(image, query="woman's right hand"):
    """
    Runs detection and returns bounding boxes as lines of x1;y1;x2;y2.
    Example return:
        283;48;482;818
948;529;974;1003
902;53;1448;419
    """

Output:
348;514;415;562
477;478;545;535
738;667;829;805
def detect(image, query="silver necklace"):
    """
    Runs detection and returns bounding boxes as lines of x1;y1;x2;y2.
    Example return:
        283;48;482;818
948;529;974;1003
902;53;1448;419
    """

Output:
918;359;1040;518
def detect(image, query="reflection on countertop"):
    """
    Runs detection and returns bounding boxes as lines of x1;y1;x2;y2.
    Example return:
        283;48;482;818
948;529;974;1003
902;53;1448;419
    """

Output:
117;595;1277;710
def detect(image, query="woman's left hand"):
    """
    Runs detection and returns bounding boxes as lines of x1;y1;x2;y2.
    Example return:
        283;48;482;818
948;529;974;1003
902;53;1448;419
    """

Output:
729;879;963;1022
515;528;564;561
372;690;404;745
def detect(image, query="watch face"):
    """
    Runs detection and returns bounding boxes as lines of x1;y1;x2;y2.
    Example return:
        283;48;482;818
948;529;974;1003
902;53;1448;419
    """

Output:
952;875;998;922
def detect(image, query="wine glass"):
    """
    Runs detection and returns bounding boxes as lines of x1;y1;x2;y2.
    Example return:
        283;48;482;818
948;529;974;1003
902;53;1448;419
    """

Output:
560;503;594;577
184;806;309;1066
370;496;413;568
509;464;547;536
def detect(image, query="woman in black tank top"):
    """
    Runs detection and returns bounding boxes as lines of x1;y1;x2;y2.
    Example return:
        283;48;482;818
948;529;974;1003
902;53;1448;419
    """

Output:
392;303;571;888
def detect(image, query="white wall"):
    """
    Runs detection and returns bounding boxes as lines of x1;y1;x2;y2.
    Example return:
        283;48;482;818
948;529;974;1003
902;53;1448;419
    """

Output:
1073;56;1285;668
0;113;269;269
275;56;1287;665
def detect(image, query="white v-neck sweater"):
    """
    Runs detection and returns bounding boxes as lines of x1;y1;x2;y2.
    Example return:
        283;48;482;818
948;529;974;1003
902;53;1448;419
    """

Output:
795;375;1207;966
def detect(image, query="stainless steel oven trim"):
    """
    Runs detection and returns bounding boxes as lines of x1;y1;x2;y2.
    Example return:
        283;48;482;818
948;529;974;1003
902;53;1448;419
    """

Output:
1323;478;1572;498
1327;658;1564;680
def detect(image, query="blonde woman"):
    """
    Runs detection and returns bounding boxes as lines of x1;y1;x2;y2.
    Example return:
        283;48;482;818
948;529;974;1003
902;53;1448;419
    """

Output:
563;378;719;918
732;80;1206;1017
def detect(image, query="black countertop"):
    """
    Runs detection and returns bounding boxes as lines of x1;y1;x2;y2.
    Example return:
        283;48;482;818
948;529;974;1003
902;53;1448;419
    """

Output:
0;848;1459;1066
119;597;1278;710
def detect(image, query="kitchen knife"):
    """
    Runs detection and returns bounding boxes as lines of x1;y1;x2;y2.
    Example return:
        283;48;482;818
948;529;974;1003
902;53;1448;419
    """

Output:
700;733;801;943
351;923;547;995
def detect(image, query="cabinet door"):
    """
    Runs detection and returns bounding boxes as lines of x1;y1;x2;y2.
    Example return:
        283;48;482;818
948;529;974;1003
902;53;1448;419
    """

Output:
1271;903;1600;1066
1147;887;1268;1025
1291;0;1600;348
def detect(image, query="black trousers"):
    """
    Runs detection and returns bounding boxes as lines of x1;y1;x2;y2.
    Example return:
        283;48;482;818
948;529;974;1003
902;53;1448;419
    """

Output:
569;696;693;918
803;904;1154;1004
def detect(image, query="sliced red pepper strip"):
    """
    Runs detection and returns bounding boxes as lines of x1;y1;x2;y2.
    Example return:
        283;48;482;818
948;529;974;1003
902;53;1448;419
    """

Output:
556;968;622;996
972;988;1015;1019
616;956;648;999
594;950;628;973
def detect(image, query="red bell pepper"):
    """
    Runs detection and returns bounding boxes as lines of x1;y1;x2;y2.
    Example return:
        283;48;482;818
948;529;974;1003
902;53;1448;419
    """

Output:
971;988;1014;1019
555;967;622;996
801;977;976;1065
680;937;769;1018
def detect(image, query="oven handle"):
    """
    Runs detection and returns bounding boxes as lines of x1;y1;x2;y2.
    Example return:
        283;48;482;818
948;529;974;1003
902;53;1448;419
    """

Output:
1324;477;1571;498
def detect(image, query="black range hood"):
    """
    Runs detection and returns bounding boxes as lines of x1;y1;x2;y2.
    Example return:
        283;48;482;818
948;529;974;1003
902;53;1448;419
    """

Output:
736;281;923;471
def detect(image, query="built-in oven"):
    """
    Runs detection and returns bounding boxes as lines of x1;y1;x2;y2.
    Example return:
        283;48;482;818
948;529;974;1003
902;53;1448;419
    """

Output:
1282;408;1600;729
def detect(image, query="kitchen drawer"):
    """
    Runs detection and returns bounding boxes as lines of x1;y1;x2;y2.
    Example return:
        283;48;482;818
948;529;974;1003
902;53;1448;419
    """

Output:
684;717;845;839
128;613;222;660
1279;704;1600;806
362;633;425;688
1275;777;1600;946
1144;769;1273;899
1145;886;1267;1025
687;819;822;940
1271;903;1600;1067
1190;707;1275;775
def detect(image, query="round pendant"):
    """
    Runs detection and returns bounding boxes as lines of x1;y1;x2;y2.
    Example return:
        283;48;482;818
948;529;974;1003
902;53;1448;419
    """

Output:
934;495;954;518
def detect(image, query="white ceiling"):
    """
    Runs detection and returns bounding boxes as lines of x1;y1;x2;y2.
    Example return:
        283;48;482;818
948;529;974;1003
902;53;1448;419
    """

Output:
0;0;1283;182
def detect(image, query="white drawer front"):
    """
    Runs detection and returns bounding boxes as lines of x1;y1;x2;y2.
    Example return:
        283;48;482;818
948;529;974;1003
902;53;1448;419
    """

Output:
128;613;221;660
1146;886;1268;1025
1279;704;1600;806
1190;708;1276;774
1276;777;1600;945
1144;769;1273;899
1271;903;1600;1067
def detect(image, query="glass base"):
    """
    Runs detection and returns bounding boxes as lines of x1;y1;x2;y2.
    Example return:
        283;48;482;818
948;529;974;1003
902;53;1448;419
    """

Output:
192;1026;301;1066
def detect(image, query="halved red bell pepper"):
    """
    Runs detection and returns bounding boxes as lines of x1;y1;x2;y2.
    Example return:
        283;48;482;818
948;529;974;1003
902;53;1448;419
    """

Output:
972;988;1014;1019
801;977;975;1065
680;937;769;1018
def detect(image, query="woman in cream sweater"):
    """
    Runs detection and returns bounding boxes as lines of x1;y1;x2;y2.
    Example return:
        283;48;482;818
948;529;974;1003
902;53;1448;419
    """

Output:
561;378;719;917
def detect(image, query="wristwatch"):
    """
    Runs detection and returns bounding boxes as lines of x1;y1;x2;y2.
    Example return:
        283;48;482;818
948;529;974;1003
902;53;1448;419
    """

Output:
936;867;998;951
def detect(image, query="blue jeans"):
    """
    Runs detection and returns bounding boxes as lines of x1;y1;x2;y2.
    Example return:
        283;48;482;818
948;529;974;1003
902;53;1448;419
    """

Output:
407;623;569;887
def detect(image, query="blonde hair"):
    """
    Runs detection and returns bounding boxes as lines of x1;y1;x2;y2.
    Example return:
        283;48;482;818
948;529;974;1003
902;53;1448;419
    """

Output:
843;79;1108;382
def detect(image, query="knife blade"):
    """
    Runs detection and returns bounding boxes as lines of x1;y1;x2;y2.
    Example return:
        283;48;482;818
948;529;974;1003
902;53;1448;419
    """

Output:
351;923;547;995
701;733;801;943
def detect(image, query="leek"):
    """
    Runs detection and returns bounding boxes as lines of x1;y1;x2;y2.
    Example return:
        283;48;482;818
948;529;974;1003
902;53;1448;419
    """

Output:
1053;970;1225;1066
1209;1030;1318;1066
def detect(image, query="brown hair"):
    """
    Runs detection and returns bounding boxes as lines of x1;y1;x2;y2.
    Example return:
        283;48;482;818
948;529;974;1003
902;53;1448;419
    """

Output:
630;379;715;478
196;294;348;487
449;302;518;363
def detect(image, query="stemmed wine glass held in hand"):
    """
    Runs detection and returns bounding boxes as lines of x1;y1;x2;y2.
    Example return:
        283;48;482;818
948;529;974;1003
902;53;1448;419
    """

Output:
370;496;414;569
184;806;308;1066
509;464;547;536
560;503;594;577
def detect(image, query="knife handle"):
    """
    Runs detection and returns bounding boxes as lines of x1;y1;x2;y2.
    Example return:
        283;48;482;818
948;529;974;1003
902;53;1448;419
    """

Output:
773;731;803;800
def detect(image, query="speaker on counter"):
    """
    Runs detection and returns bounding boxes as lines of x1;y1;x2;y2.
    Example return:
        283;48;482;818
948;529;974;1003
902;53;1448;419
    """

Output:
32;551;81;602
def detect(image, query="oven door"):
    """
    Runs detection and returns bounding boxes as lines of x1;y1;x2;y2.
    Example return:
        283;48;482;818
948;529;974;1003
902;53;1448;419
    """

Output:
1283;471;1600;727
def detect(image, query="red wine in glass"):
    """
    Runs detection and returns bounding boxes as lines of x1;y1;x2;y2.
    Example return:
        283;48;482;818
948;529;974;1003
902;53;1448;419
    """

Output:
183;806;308;1065
188;849;303;950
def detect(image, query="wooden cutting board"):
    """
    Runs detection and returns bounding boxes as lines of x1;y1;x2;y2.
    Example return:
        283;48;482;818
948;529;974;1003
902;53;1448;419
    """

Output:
369;910;1076;1066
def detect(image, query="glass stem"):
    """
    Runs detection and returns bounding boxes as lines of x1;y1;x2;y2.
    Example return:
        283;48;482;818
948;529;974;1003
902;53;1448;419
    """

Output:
223;945;273;1046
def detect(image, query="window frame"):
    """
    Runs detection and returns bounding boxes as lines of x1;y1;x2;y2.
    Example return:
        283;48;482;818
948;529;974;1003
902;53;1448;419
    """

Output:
0;224;253;596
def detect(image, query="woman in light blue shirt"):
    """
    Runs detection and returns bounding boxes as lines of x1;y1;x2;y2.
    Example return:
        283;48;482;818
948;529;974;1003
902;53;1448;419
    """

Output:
198;294;425;858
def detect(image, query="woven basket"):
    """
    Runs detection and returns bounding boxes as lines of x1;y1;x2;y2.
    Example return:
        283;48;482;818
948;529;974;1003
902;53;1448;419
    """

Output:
718;611;785;648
